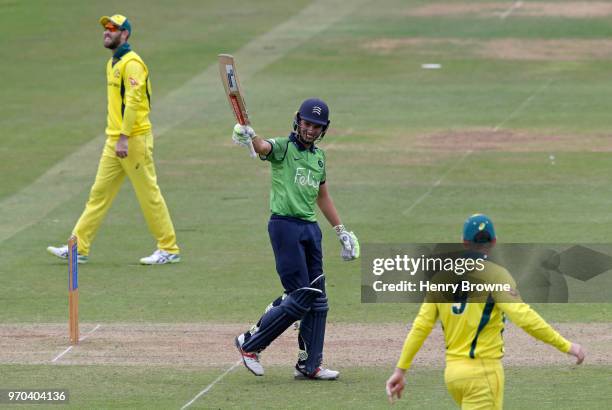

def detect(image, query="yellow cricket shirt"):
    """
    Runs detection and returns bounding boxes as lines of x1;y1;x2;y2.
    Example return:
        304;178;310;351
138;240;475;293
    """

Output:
396;260;572;370
105;43;152;137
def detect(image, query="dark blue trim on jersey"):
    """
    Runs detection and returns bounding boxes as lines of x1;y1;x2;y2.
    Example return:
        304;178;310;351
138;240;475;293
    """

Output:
500;312;506;355
145;75;151;108
289;133;316;152
259;140;275;161
120;80;125;117
112;42;132;65
261;136;292;162
469;295;495;359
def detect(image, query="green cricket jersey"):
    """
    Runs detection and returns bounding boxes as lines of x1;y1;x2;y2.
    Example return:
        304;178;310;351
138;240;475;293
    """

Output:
262;134;326;222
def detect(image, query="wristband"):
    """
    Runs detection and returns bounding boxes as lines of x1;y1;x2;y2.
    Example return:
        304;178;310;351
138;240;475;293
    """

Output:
333;224;346;235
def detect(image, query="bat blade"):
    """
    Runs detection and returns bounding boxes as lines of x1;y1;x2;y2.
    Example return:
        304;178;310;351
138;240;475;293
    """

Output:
218;54;256;158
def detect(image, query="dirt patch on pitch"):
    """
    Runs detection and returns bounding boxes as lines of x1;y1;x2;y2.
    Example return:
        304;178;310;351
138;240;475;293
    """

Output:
363;38;466;55
406;2;612;18
0;322;610;369
406;3;502;17
364;37;612;61
481;39;612;61
417;129;612;152
325;143;455;166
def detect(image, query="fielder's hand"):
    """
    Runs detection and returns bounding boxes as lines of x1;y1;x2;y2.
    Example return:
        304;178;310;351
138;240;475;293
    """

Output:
386;368;406;404
334;225;360;261
116;134;129;158
232;123;255;147
568;343;585;365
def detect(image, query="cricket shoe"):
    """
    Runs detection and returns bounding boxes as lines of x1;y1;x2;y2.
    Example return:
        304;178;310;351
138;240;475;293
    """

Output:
234;334;264;376
46;245;88;264
139;249;181;265
294;364;339;380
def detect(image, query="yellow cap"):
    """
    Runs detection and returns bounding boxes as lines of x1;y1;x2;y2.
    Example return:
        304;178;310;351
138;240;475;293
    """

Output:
99;14;131;34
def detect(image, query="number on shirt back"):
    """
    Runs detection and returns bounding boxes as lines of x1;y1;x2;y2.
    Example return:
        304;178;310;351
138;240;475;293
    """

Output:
452;301;467;315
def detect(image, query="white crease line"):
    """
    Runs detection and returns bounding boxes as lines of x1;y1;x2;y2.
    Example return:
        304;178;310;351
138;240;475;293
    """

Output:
402;150;473;217
500;0;523;20
50;324;101;363
51;346;73;363
79;323;101;342
494;78;553;132
180;360;241;409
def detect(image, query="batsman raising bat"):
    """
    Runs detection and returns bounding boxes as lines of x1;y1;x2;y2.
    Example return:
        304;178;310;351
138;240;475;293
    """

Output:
231;98;360;380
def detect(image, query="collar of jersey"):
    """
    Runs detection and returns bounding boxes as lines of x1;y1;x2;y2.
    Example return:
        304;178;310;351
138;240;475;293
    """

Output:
112;42;132;64
289;133;316;153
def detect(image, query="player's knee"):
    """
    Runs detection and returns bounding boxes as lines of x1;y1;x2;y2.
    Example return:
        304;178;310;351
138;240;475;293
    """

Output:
308;274;327;312
88;184;108;201
282;287;322;319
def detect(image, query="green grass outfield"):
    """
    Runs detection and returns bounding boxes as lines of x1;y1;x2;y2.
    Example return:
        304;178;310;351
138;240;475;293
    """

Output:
1;0;610;408
1;365;609;409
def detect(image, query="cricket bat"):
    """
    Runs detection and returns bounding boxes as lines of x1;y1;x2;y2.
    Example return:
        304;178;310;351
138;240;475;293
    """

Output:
218;54;257;158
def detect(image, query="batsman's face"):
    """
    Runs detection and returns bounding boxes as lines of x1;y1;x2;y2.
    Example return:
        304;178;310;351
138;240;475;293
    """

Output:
103;24;123;49
299;119;323;144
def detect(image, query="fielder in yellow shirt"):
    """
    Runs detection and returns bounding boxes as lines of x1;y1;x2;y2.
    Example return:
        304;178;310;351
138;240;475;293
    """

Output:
47;14;180;265
386;214;585;409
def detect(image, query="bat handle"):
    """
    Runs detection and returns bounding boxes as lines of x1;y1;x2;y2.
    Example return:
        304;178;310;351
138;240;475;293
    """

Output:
247;139;257;158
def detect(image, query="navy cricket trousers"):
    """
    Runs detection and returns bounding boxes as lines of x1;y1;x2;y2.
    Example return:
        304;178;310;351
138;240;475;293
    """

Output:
268;215;323;293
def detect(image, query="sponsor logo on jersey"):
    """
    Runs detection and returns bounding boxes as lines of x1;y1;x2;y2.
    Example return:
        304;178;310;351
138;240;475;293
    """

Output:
294;167;319;188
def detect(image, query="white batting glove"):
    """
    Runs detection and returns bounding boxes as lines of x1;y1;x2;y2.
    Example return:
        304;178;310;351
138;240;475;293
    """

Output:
232;123;255;147
334;224;360;261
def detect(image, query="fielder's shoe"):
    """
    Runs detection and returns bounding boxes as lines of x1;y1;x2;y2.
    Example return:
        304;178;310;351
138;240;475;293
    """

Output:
46;245;88;264
234;334;264;376
294;364;339;380
139;249;180;265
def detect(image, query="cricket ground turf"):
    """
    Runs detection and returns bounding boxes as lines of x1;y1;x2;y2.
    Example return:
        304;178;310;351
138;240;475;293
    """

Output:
1;1;611;408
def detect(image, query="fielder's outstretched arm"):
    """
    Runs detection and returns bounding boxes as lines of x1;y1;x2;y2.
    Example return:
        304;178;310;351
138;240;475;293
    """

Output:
386;303;438;404
497;302;585;364
395;303;438;370
491;271;585;364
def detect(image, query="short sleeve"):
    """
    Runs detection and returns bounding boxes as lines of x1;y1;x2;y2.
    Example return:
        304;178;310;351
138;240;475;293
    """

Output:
260;137;289;163
320;150;326;184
